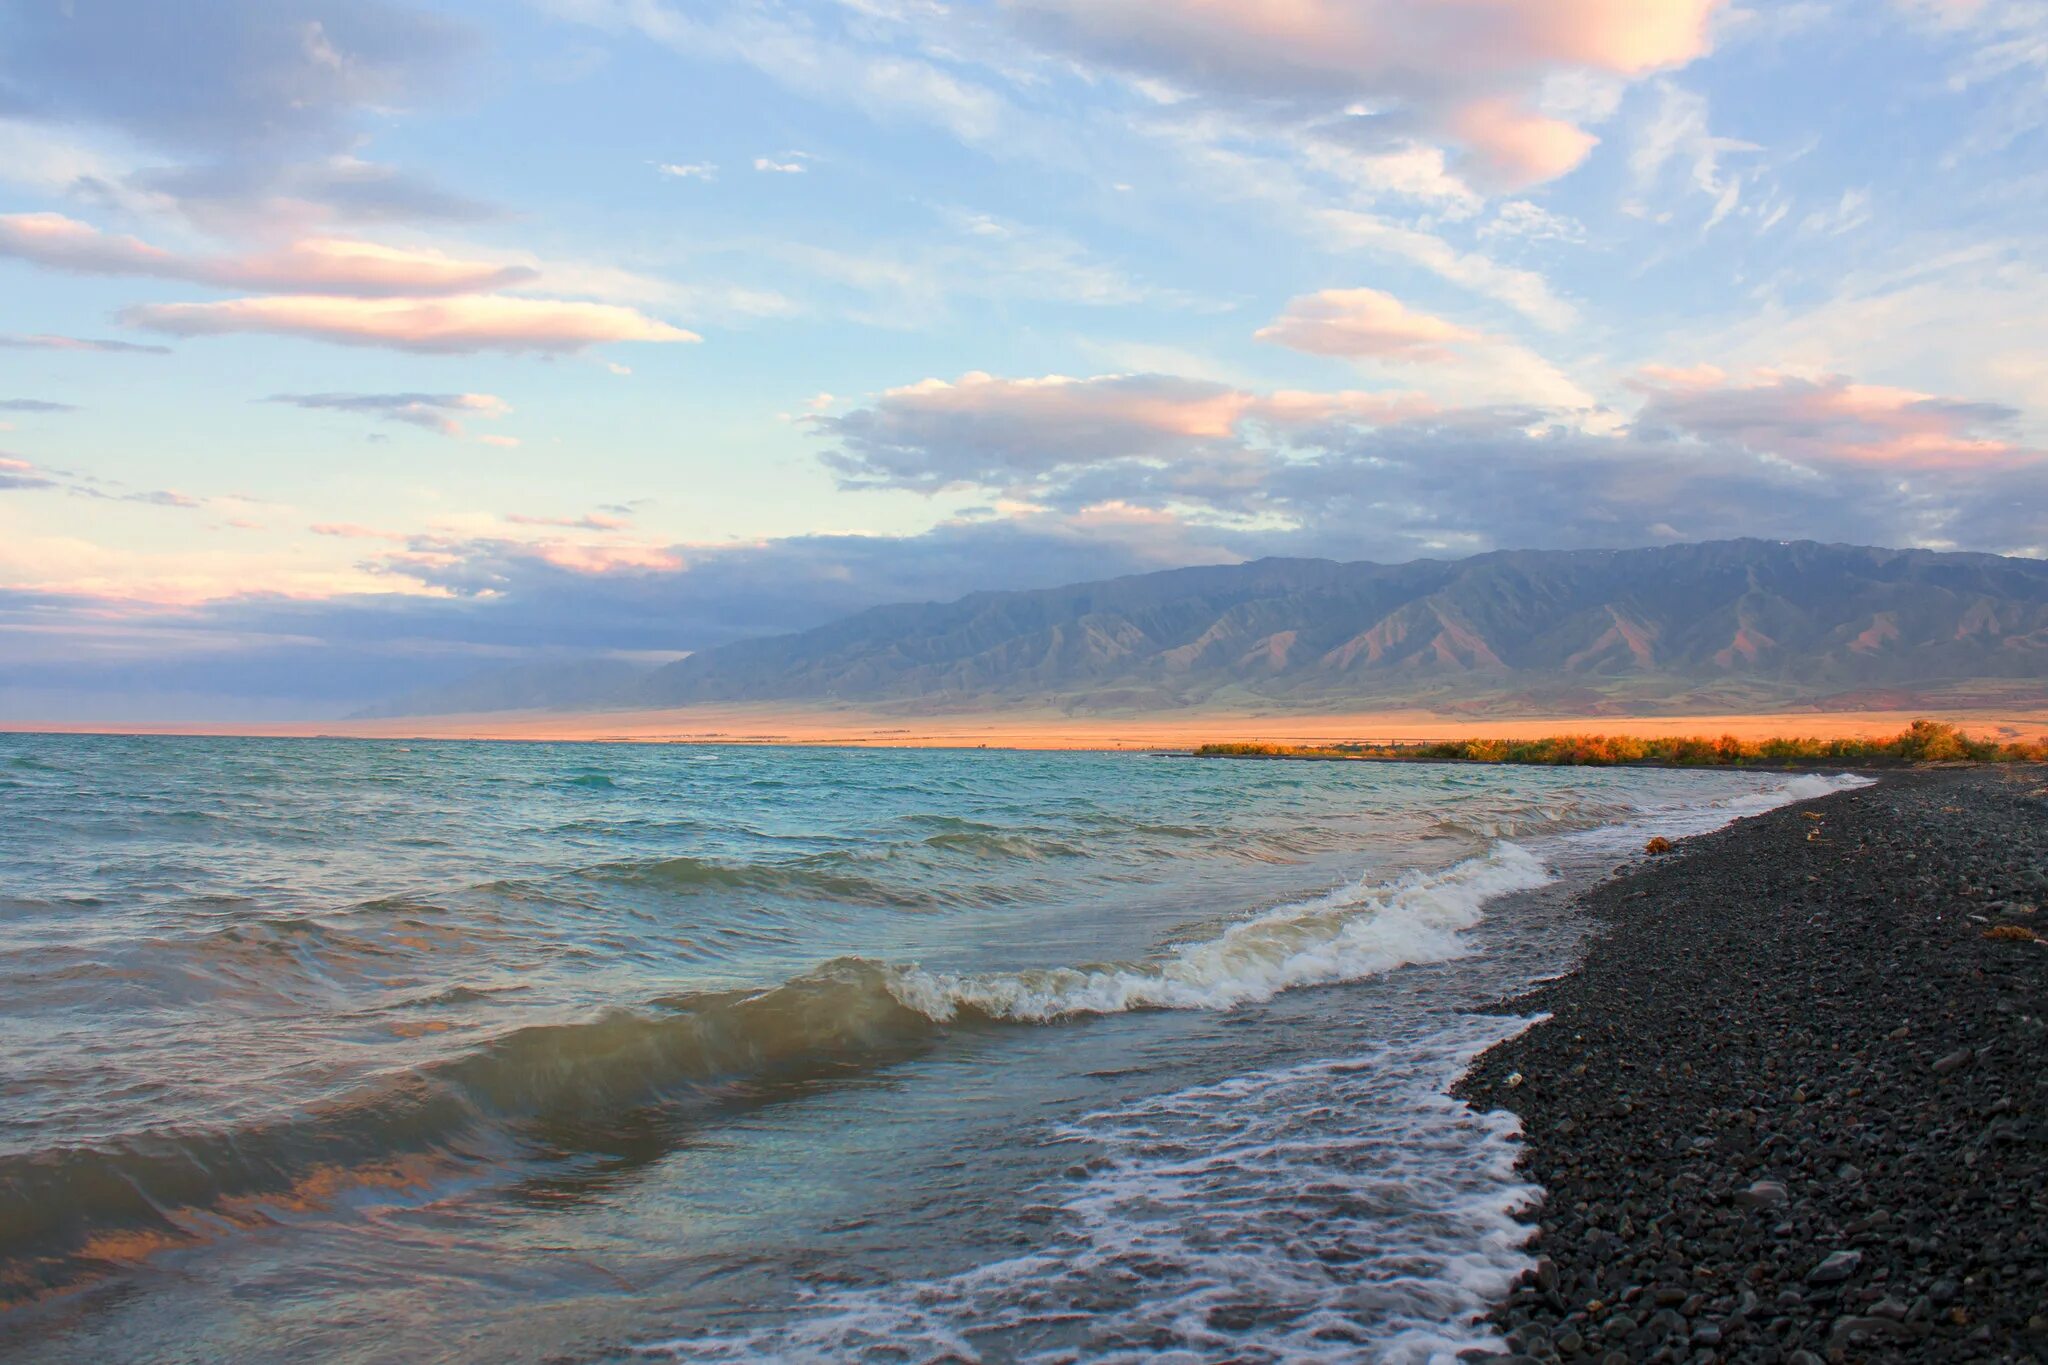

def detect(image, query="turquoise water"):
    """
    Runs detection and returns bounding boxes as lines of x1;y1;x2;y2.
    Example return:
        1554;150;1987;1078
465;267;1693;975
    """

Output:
0;735;1857;1362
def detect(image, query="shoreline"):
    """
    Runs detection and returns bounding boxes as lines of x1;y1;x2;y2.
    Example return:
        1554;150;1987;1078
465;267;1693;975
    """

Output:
1456;765;2048;1363
5;704;2047;752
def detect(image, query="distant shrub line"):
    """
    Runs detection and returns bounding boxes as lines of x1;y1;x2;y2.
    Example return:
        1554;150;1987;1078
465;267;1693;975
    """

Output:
1193;720;2047;767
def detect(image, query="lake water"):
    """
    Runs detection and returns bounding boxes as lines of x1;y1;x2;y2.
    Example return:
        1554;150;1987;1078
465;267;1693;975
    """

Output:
0;735;1859;1363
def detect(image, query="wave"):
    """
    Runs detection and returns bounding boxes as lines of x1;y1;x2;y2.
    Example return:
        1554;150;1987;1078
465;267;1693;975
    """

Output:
920;828;1085;860
882;843;1551;1022
642;1021;1546;1364
0;772;1864;1301
583;853;944;908
0;846;1541;1298
0;959;949;1299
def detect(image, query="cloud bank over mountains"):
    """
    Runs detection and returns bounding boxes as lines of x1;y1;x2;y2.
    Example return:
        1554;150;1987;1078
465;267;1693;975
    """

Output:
0;0;2044;715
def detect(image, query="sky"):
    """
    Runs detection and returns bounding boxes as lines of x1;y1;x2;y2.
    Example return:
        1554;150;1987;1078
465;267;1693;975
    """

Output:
1;0;2045;718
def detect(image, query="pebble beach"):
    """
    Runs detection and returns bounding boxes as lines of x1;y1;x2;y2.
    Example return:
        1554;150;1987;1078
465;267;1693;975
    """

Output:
1460;765;2048;1364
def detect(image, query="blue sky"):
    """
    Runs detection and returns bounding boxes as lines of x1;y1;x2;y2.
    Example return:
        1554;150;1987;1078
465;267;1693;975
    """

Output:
1;0;2044;717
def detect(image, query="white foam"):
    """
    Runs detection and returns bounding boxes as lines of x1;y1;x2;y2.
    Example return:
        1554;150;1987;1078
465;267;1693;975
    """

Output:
881;843;1554;1023
640;1021;1544;1365
1550;769;1872;860
640;768;1879;1363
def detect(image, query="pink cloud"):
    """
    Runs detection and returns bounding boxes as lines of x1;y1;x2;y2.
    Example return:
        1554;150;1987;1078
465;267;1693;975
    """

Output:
310;522;410;541
819;370;1438;493
1249;389;1438;426
122;295;697;354
209;239;537;297
1010;0;1719;186
534;542;685;573
1446;99;1601;190
506;512;631;530
1015;0;1717;87
0;332;170;355
867;372;1251;454
0;214;535;296
1255;288;1479;361
1633;369;2036;469
0;213;178;276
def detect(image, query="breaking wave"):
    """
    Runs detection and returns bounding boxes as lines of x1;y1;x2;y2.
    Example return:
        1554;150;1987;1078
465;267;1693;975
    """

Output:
882;843;1552;1021
0;845;1543;1295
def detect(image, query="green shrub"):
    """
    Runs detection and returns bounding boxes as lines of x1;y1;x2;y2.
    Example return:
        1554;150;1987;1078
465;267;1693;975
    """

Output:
1192;721;2047;768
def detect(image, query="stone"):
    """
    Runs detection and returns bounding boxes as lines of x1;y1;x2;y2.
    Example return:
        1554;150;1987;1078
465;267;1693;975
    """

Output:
1932;1047;1974;1075
1806;1250;1862;1285
1733;1180;1788;1209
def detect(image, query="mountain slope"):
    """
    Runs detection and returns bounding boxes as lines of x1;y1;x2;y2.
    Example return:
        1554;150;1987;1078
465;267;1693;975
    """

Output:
635;540;2048;711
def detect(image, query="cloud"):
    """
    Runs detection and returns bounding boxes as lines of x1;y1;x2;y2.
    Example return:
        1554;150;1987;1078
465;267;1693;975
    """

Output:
1255;288;1479;362
0;0;480;225
3;0;472;153
8;349;2047;720
730;208;1179;329
1007;0;1720;187
0;214;538;295
808;363;2045;560
657;162;717;180
0;399;80;414
1892;0;2048;156
0;332;169;354
13;412;2045;720
1315;210;1579;329
1631;368;2036;468
1479;200;1589;244
556;1;1009;146
311;522;409;540
1;212;698;354
1626;81;1760;227
753;156;808;174
815;370;1431;494
1447;99;1601;189
506;512;632;530
121;294;697;354
267;391;512;437
0;456;59;492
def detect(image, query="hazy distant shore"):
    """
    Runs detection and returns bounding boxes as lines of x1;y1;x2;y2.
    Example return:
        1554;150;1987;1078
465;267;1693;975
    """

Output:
6;702;2048;752
1458;766;2048;1362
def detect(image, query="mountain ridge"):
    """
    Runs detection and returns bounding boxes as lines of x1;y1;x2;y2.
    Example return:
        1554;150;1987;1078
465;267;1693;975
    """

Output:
631;539;2048;713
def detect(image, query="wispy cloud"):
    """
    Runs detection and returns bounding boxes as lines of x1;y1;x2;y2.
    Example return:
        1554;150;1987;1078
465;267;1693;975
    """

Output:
0;332;169;355
124;295;696;354
267;391;512;438
0;214;539;295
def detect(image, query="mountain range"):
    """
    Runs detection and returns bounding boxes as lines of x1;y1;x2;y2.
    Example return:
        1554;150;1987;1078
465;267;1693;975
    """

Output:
363;540;2048;717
